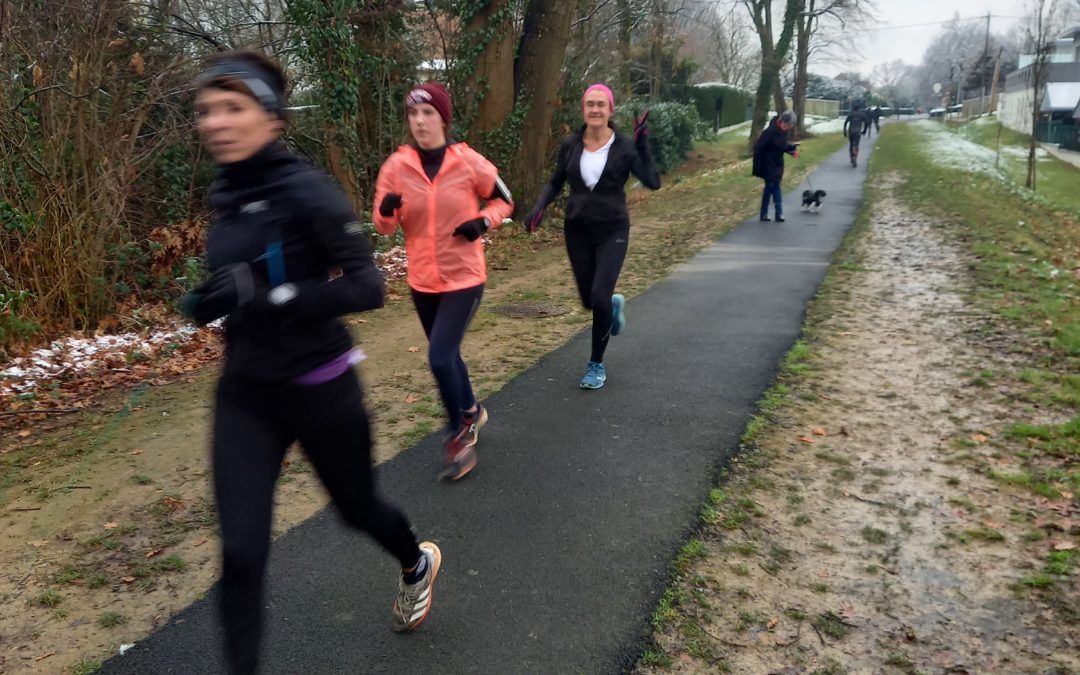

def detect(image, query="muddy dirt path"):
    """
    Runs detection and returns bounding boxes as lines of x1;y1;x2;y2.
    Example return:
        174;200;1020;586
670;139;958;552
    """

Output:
638;178;1080;674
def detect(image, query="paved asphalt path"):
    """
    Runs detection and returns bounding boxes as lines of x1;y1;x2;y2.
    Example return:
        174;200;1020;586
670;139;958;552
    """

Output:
103;132;878;675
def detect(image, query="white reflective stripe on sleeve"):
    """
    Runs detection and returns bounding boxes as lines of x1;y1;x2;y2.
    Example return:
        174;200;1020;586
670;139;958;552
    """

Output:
492;174;513;203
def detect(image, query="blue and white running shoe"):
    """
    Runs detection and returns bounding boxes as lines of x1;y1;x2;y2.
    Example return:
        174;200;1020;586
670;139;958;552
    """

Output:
579;361;606;390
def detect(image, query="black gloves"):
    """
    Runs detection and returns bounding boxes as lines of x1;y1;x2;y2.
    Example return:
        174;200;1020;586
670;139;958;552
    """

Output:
180;263;299;326
523;206;545;233
452;217;489;242
633;110;650;152
379;192;402;217
181;263;255;325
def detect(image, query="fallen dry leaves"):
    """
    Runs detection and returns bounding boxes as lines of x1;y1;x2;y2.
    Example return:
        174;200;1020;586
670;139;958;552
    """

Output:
0;324;224;432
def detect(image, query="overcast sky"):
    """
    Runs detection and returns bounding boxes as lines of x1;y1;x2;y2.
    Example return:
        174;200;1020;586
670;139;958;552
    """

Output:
813;0;1032;77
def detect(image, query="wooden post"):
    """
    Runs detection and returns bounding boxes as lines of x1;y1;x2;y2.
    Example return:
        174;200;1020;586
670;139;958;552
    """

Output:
988;46;1004;113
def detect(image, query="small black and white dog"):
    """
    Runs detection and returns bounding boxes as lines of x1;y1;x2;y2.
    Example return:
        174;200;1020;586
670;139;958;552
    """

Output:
801;189;827;212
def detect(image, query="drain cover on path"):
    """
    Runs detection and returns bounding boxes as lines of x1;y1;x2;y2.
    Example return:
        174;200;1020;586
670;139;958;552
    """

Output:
490;301;571;318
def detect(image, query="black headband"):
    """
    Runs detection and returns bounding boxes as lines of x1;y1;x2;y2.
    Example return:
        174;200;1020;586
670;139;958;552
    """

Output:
196;57;284;116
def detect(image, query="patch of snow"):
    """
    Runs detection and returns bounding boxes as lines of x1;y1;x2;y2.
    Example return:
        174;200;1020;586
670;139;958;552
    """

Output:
1000;146;1050;160
807;116;845;134
914;120;1008;179
374;246;408;280
0;324;203;395
694;81;754;94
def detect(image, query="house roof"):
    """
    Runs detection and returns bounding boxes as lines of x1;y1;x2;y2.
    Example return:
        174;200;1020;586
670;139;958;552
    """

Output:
1042;81;1080;111
1058;25;1080;41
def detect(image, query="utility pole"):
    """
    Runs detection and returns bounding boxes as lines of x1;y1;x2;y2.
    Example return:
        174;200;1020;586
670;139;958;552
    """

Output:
988;45;1004;114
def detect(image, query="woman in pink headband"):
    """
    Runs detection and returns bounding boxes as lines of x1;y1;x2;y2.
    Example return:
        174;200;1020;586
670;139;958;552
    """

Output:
523;84;661;390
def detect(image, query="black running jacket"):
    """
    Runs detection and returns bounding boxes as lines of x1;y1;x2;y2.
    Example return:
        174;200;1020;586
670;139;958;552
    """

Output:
199;142;384;380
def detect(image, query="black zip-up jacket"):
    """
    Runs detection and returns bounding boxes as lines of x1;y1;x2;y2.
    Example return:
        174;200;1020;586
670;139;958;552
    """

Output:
202;142;384;380
535;124;661;232
843;111;868;137
752;120;797;183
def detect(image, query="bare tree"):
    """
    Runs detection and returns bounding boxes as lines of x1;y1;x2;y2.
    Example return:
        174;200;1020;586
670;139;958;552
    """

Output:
744;0;802;143
678;0;759;88
792;0;875;136
1024;0;1060;190
871;59;918;106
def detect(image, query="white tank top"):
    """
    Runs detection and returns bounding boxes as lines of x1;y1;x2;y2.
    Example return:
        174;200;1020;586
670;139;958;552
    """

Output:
579;133;615;190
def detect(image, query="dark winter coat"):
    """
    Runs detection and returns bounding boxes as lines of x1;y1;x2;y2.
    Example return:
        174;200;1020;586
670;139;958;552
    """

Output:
752;120;797;183
200;142;384;380
844;111;868;137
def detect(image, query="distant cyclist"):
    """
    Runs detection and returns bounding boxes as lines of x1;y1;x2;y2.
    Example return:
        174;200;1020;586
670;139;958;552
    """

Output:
843;105;868;167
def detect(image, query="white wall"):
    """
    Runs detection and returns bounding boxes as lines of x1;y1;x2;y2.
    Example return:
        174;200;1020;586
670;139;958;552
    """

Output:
1000;89;1036;134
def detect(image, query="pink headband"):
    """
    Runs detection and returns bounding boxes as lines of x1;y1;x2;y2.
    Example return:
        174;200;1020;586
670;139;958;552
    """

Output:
582;84;615;113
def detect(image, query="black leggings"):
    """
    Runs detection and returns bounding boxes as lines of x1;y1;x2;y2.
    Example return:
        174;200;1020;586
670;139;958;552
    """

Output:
411;284;483;433
849;132;862;156
565;226;629;363
212;371;420;675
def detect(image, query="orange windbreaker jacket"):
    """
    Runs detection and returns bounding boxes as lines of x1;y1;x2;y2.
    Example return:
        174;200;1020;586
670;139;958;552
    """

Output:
373;143;513;293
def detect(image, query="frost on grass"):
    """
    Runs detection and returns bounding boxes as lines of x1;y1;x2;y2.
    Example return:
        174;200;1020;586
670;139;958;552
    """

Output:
1000;145;1050;160
806;116;845;135
914;120;1009;179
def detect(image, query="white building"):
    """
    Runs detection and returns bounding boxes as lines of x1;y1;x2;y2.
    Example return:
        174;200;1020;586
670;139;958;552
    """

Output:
1000;26;1080;135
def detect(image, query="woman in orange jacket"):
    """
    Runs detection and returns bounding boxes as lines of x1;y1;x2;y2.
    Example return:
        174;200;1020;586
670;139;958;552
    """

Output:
373;82;513;481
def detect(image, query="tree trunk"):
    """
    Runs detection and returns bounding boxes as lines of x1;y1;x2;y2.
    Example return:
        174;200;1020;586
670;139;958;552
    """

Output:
748;0;802;146
462;0;516;136
793;3;812;136
1028;61;1042;190
513;0;575;216
326;128;362;213
773;78;786;116
649;0;666;101
988;46;1004;113
617;0;633;99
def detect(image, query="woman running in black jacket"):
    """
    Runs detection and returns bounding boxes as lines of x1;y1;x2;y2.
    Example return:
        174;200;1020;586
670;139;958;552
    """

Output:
182;50;440;674
523;84;660;389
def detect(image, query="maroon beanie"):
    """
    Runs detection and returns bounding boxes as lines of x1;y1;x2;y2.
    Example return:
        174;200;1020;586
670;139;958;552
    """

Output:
405;82;452;127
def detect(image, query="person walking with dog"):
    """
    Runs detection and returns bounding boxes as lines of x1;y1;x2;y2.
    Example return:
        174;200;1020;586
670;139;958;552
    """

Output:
752;110;799;223
522;83;661;390
182;50;441;674
373;82;513;481
843;104;868;166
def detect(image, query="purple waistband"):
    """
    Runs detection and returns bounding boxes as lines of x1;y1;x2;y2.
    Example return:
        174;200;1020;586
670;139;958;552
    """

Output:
291;348;366;386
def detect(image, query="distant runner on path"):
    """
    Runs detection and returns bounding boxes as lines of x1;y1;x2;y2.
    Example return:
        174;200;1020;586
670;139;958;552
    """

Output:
182;50;441;674
844;105;869;167
523;83;661;390
752;110;799;223
373;82;514;480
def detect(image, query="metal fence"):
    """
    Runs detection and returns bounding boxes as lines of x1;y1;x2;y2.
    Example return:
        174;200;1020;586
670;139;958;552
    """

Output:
786;98;841;118
961;95;993;118
1036;118;1080;151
